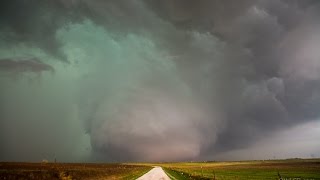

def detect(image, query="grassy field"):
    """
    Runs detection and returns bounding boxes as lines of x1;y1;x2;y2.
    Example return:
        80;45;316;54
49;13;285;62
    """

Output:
148;159;320;180
0;162;151;180
1;159;319;179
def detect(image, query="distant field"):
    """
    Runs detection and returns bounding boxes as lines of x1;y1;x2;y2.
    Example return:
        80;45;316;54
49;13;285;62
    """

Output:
144;159;320;180
0;162;151;180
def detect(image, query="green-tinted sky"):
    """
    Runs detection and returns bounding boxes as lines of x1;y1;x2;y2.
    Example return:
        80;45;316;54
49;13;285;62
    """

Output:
0;0;320;162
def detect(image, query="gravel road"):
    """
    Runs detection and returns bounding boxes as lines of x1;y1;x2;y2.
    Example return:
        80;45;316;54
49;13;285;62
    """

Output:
136;166;170;180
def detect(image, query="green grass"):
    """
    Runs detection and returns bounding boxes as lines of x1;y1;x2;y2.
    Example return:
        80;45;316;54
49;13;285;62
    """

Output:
164;167;210;180
122;166;152;180
152;159;320;180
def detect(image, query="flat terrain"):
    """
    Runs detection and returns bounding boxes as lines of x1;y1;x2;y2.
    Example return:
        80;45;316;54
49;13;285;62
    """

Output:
145;159;320;180
136;167;170;180
0;162;151;180
1;159;319;180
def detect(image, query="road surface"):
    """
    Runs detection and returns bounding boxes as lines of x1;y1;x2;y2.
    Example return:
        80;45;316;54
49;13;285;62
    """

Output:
136;167;170;180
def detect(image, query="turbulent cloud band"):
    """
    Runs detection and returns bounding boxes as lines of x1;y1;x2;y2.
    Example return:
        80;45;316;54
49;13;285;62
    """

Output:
0;0;320;161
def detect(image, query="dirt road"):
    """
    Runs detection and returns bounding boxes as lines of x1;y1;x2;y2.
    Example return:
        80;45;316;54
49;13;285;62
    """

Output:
136;166;170;180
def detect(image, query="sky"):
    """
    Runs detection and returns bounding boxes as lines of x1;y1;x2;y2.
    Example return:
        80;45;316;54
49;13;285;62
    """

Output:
0;0;320;162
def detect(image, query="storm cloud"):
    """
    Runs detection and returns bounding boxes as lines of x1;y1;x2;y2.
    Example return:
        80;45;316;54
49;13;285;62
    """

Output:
0;0;320;162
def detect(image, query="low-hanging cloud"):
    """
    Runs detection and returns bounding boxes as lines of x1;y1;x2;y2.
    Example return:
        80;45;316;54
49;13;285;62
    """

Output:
0;0;320;162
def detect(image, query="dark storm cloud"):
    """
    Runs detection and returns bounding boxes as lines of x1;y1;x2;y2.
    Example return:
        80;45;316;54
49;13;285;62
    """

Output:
143;0;320;154
1;0;320;161
0;0;86;61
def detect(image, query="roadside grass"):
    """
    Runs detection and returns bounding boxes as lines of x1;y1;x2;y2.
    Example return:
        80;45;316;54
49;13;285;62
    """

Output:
1;159;319;179
122;166;152;180
164;167;210;180
151;159;320;180
0;162;151;180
